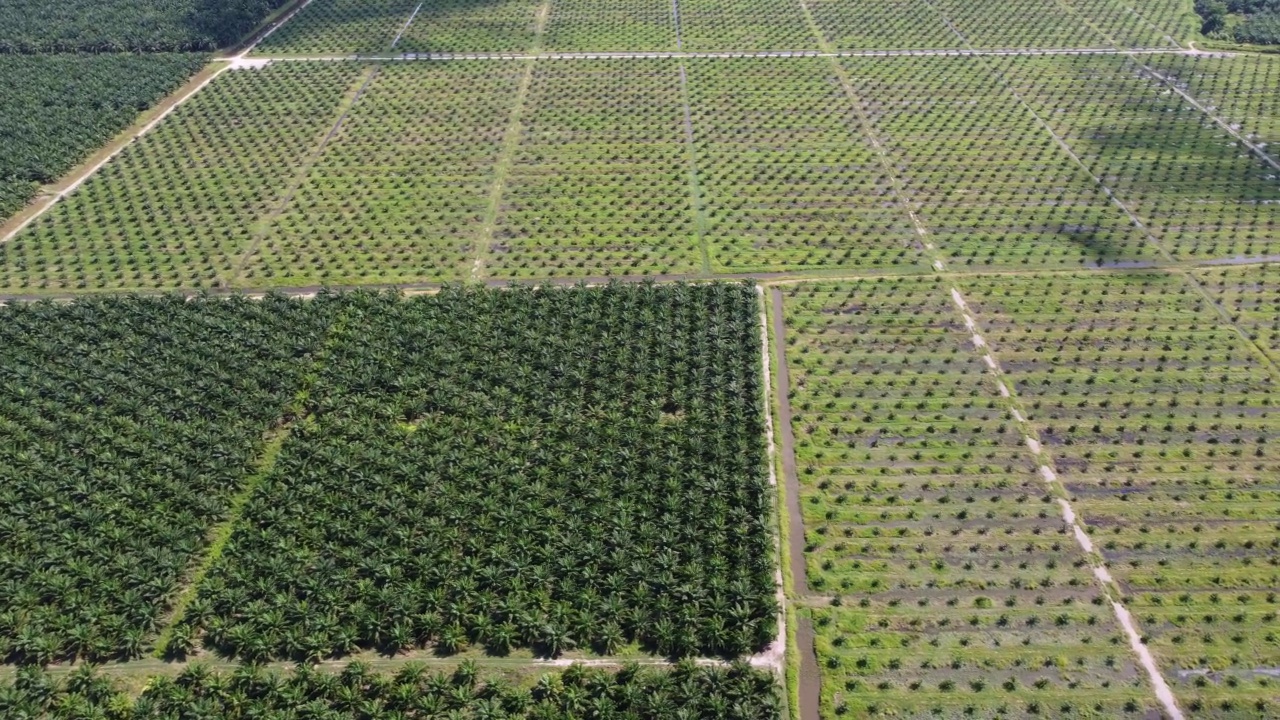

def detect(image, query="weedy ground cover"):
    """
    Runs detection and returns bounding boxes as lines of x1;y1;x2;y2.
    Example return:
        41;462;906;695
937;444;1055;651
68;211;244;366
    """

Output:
935;0;1113;49
842;55;1161;270
253;0;548;56
0;295;334;664
1196;263;1280;360
4;52;1277;293
395;0;545;53
806;0;1187;51
932;0;1183;49
804;0;962;50
0;62;365;294
253;0;419;55
242;62;525;286
491;60;700;279
994;54;1280;262
677;0;816;51
248;0;1191;55
0;53;207;223
544;0;676;51
2;58;931;290
686;58;921;274
4;661;781;719
175;283;776;662
957;271;1280;715
1048;0;1188;48
779;279;1160;717
1141;52;1280;150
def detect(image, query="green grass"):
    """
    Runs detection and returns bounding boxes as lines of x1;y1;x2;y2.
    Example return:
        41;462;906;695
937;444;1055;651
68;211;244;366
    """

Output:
687;58;922;274
544;0;676;51
779;278;1163;718
1196;264;1280;361
253;0;418;55
490;59;702;279
242;61;526;286
841;55;1160;270
954;270;1280;713
4;50;1279;293
995;54;1280;262
1141;51;1280;149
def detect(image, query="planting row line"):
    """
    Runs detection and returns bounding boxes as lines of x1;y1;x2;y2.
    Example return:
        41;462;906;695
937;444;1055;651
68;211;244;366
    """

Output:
778;266;1280;717
2;661;780;719
2;53;1276;293
252;0;1192;55
1;283;775;665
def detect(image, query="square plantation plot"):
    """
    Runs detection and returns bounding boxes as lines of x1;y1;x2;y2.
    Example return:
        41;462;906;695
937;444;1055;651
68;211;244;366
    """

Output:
676;0;817;51
544;0;676;52
941;0;1186;49
804;0;1186;50
177;283;777;662
778;280;1161;718
1056;0;1187;49
240;61;527;287
1092;0;1195;46
487;59;702;279
995;54;1280;262
957;271;1280;714
804;0;961;51
841;55;1160;270
928;0;1107;49
1140;53;1280;151
685;58;923;274
0;295;335;664
394;0;546;54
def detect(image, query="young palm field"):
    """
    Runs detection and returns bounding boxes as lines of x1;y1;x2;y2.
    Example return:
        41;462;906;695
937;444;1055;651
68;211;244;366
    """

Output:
2;0;1280;717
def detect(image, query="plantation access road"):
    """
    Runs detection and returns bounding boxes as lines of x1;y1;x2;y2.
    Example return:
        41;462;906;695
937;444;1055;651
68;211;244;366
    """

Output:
795;618;820;720
4;252;1280;304
0;649;748;684
257;46;1210;62
944;285;1186;720
0;0;306;248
